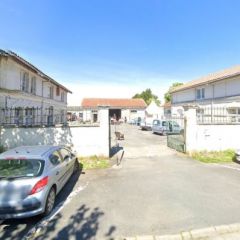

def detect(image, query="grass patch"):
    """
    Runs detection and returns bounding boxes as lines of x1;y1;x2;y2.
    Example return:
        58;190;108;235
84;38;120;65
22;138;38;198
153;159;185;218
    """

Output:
191;149;236;163
78;155;110;170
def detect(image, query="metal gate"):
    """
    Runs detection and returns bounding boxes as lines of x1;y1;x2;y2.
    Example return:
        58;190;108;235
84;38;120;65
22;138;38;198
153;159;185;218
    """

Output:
166;116;186;153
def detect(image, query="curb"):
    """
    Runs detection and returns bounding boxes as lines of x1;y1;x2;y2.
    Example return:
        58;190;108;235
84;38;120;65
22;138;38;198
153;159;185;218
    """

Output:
118;222;240;240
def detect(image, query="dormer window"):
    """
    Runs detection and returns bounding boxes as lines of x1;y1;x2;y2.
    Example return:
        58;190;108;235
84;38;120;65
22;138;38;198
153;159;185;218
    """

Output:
196;88;205;100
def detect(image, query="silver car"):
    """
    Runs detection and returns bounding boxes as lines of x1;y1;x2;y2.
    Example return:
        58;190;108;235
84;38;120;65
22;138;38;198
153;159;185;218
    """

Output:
0;145;79;219
152;119;182;135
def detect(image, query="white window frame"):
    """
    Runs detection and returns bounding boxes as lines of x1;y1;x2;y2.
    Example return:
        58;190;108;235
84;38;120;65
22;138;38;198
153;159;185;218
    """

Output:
61;92;64;102
49;86;54;99
21;72;29;92
196;88;205;100
30;76;37;95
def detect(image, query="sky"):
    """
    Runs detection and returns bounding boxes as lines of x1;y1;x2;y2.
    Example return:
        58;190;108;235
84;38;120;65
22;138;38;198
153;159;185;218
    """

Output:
1;0;240;105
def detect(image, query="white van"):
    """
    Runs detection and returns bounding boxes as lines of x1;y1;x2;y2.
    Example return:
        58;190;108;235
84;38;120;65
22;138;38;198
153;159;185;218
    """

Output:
140;118;153;131
152;119;182;135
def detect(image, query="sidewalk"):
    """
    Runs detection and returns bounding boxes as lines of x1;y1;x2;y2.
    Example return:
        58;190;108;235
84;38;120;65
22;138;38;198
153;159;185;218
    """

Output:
120;223;240;240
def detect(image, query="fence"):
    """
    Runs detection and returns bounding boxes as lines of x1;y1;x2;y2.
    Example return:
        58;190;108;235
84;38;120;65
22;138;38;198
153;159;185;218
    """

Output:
0;107;67;127
196;106;240;124
0;108;110;157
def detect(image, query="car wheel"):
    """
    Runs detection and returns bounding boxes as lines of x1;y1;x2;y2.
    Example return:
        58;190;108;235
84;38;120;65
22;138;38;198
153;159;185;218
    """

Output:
162;131;167;136
43;187;56;217
73;159;80;173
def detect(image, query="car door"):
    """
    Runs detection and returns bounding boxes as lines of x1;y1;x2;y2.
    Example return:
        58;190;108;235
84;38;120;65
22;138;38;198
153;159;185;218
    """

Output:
152;120;158;132
49;150;66;192
59;148;75;184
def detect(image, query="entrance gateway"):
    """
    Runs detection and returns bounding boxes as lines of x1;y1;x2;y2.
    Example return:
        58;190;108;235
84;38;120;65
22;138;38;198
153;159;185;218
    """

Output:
109;109;121;121
166;116;186;153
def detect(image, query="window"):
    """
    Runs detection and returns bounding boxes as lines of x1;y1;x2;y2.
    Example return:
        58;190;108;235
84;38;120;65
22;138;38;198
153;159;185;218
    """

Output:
0;159;44;178
25;108;35;125
49;86;54;99
130;110;137;113
162;121;167;126
59;148;71;161
153;120;160;125
14;108;23;125
56;86;60;96
21;72;29;92
30;77;37;95
60;92;63;101
196;88;205;100
227;107;240;123
49;151;62;165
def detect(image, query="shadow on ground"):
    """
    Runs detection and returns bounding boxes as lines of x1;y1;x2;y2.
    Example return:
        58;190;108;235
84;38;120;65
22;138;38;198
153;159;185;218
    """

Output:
35;204;116;240
0;164;83;240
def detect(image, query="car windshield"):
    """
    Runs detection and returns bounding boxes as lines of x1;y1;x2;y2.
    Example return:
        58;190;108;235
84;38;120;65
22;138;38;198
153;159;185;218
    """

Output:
0;159;44;178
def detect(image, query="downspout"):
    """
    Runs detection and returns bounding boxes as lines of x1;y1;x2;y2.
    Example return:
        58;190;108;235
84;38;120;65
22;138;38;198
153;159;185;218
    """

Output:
211;84;214;123
41;79;49;125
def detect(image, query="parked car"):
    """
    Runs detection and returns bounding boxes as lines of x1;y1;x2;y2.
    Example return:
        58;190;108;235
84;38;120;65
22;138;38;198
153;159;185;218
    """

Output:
0;145;79;219
152;119;182;135
140;118;153;131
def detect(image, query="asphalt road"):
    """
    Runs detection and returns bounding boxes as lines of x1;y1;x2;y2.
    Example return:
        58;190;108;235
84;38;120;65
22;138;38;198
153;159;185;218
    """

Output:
2;124;240;240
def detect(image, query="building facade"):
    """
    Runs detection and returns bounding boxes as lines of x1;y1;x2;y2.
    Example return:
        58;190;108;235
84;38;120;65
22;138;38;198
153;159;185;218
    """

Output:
171;65;240;121
0;50;71;126
81;98;147;123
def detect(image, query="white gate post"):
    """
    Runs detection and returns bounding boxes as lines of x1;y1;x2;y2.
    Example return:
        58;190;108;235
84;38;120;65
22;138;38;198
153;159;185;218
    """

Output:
98;107;110;157
184;105;198;154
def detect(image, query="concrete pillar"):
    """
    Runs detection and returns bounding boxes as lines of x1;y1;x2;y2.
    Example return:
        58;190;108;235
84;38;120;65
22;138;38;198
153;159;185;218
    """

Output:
98;108;110;157
184;106;197;154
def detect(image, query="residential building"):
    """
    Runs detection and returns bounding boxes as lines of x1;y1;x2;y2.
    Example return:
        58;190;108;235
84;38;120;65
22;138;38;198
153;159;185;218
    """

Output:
0;50;72;125
170;65;240;120
81;98;147;123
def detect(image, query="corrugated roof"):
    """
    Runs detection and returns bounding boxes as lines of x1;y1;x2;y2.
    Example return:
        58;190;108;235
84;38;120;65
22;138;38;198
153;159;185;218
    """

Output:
82;98;147;109
171;65;240;93
0;49;72;93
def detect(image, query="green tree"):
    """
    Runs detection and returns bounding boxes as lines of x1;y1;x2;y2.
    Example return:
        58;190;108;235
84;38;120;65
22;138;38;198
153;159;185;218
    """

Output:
132;88;161;106
164;82;183;103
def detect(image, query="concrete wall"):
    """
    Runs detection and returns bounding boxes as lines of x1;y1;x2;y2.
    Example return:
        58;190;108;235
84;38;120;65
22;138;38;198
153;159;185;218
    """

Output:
0;109;110;157
185;107;240;152
194;124;240;151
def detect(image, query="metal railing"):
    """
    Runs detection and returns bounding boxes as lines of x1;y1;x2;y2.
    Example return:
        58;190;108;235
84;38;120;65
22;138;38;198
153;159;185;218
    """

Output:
197;106;240;124
0;107;67;127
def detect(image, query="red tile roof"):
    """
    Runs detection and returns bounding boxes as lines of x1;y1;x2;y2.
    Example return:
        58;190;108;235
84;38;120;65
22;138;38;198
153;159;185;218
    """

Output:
82;98;147;109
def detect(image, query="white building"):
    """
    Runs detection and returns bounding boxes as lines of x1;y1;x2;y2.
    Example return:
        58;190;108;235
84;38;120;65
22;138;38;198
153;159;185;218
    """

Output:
0;50;72;125
171;65;240;119
81;98;147;123
145;101;164;119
